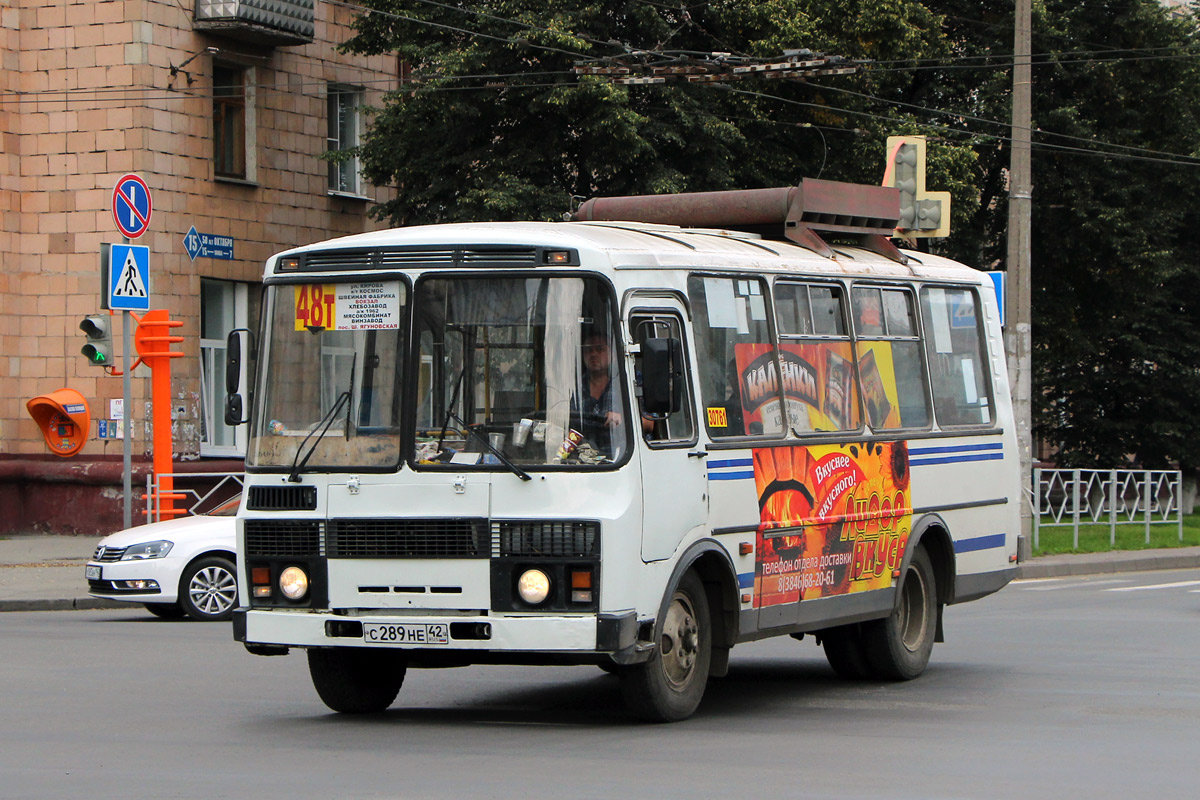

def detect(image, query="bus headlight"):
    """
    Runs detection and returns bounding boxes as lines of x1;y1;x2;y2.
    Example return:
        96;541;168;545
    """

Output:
279;566;309;600
517;569;551;605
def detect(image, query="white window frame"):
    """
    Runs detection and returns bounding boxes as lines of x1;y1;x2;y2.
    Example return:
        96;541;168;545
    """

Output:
200;280;249;457
327;84;364;196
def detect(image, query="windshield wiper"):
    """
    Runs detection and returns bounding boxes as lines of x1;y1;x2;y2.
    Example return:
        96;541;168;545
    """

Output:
288;353;357;483
444;409;532;482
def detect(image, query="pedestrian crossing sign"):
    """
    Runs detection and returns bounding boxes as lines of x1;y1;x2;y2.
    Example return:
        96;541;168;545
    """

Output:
107;244;150;311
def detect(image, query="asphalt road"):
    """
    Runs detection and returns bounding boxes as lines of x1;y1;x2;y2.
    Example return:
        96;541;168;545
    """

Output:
4;570;1200;799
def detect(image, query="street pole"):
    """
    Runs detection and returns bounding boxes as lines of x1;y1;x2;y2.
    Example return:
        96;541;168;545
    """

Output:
120;311;131;532
1007;0;1033;559
122;237;132;531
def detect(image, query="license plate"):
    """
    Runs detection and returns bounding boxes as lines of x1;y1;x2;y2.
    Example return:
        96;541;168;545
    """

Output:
85;565;101;580
363;622;449;646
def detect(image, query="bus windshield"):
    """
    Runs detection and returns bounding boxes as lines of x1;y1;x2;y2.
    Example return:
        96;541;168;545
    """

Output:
413;275;628;468
249;280;407;470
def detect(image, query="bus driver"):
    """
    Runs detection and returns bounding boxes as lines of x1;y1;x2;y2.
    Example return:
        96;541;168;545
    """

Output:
578;333;653;455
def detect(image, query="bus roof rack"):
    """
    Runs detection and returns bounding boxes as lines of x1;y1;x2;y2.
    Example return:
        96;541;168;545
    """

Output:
572;178;908;265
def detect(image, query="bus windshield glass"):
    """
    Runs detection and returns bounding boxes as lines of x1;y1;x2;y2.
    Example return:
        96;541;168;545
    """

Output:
413;275;627;468
249;280;407;470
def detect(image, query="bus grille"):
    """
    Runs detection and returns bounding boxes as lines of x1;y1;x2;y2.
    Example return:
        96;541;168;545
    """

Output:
495;520;599;557
327;518;488;558
244;520;322;557
247;485;317;511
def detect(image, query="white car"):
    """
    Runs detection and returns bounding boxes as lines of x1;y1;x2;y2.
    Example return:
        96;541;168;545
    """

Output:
85;495;239;621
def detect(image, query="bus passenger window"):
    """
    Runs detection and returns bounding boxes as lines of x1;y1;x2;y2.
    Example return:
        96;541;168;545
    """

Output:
775;281;860;433
687;276;778;438
852;287;930;429
920;287;993;426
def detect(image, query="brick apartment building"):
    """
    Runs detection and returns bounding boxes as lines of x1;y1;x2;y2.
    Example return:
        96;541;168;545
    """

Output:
0;0;398;533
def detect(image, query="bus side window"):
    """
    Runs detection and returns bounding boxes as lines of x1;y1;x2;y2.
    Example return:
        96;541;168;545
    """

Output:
919;287;994;426
687;275;778;438
631;313;694;443
851;286;931;430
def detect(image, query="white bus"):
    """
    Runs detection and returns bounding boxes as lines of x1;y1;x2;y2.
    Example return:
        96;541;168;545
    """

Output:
227;179;1020;721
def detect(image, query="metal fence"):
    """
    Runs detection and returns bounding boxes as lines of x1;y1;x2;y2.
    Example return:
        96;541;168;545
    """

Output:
144;472;244;523
1033;468;1184;549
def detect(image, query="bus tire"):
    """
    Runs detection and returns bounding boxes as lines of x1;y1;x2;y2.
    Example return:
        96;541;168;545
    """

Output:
619;571;712;722
820;624;872;680
307;647;407;714
862;546;937;680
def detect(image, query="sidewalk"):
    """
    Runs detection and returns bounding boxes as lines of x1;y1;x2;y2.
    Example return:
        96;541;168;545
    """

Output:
3;533;1200;612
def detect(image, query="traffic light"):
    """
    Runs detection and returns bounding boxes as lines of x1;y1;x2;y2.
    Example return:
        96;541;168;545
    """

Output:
80;314;113;367
883;135;951;237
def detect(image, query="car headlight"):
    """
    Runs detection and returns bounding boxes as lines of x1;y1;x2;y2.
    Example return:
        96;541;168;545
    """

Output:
120;540;173;560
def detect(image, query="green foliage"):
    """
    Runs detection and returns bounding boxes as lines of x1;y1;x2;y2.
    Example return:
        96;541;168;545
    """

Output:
342;1;961;223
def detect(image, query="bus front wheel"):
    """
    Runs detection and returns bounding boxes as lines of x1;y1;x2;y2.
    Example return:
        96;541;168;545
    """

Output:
862;546;937;680
619;571;712;722
307;647;407;714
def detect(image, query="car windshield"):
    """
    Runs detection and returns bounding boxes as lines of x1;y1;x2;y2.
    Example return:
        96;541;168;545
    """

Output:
249;280;406;470
413;275;628;468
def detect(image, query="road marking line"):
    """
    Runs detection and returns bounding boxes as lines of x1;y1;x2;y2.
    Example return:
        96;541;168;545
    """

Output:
1105;580;1200;592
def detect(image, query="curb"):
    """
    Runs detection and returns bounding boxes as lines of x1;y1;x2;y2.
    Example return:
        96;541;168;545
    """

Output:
0;597;128;612
1016;551;1200;580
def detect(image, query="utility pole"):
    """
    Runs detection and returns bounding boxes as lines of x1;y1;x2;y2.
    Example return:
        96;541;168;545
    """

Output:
1007;0;1034;560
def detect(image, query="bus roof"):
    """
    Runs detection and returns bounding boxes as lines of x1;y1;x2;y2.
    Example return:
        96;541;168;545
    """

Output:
270;220;986;285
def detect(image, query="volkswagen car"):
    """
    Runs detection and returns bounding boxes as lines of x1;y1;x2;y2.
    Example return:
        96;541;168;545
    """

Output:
85;495;239;621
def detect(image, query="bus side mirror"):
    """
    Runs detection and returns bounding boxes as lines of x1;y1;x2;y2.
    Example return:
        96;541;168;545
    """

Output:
224;329;251;426
642;338;683;415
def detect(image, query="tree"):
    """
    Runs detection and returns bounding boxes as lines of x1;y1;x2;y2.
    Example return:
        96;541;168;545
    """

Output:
341;1;960;224
1023;1;1200;470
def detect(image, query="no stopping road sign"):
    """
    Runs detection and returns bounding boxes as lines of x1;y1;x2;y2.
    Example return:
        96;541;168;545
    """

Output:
112;174;152;239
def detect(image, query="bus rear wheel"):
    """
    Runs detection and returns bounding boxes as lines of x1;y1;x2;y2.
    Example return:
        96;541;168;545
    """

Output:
862;546;937;680
820;624;872;680
619;571;712;722
307;648;407;714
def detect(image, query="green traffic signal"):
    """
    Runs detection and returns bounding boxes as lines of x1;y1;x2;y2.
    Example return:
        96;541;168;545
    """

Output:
80;315;113;367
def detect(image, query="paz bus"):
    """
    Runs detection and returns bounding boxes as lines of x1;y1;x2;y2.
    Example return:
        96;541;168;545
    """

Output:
225;178;1020;721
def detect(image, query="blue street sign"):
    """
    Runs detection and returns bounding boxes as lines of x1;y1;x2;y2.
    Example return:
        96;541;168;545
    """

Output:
112;174;152;239
988;271;1006;327
183;226;235;261
108;244;150;311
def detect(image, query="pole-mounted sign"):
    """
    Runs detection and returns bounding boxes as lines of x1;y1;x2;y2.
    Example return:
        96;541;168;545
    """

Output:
112;173;152;239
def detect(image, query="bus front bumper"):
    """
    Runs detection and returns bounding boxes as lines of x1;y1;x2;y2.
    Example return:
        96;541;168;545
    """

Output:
233;608;644;663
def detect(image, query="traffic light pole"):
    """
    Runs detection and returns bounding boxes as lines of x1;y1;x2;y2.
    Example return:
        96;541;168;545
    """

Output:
121;304;132;529
121;234;133;530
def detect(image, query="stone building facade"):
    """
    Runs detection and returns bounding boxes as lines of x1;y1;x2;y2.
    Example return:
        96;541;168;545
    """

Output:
0;0;398;533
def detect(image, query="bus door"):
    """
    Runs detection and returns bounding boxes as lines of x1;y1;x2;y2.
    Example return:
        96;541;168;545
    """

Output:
627;301;706;562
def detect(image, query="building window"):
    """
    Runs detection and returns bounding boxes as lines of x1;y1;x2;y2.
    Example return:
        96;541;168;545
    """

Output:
327;85;363;194
214;64;247;179
200;279;249;456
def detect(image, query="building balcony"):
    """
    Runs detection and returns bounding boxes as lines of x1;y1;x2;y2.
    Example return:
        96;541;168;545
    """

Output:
194;0;315;47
